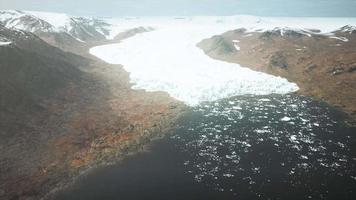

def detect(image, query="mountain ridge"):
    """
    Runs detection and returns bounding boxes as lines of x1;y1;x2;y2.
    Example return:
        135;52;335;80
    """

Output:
0;10;112;42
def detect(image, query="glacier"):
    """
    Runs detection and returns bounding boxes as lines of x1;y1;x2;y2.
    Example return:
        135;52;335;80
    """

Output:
90;16;356;105
89;17;296;105
90;27;299;105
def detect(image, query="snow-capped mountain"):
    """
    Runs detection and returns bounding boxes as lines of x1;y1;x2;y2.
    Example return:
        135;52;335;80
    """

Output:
0;10;54;32
63;17;111;41
0;10;111;42
336;25;356;34
254;26;356;43
258;27;318;38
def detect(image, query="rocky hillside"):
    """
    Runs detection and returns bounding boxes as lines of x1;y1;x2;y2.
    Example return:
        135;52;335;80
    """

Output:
198;26;356;120
0;23;183;200
0;23;84;125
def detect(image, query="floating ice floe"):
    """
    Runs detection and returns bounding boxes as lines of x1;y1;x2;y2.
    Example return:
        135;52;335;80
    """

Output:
281;116;292;122
172;95;356;194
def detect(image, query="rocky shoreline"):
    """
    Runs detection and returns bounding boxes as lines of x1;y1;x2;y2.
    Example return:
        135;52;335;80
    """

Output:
198;27;356;123
43;107;186;200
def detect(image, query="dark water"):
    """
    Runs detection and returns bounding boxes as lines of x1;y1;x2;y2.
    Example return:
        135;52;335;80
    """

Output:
55;94;356;200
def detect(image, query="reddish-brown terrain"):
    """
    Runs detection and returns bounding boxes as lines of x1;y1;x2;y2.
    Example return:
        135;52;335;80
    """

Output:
198;27;356;121
0;25;185;200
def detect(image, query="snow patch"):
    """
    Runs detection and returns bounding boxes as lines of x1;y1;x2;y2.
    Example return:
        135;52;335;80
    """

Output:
0;36;11;46
0;41;11;46
329;36;349;42
232;39;240;51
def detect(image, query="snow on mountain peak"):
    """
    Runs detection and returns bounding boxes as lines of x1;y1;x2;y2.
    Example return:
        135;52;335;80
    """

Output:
26;10;70;28
0;10;112;42
338;25;356;33
0;10;55;32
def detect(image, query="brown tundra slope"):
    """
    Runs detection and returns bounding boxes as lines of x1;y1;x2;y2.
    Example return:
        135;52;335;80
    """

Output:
0;25;185;200
198;26;356;120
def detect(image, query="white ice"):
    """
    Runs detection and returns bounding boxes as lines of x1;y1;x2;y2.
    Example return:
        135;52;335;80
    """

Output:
90;22;299;105
89;16;356;105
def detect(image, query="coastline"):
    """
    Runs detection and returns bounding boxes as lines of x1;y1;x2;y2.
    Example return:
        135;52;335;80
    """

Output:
39;31;188;199
42;109;186;200
197;28;356;123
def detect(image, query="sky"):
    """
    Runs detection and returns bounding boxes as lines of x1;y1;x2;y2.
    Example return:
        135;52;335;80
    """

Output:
0;0;356;17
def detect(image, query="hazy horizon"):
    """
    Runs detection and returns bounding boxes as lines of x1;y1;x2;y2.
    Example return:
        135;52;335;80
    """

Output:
1;0;356;17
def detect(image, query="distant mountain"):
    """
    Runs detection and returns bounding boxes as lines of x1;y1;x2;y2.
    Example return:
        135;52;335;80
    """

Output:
259;27;319;38
0;10;157;56
337;25;356;34
0;10;54;32
0;10;112;43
